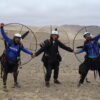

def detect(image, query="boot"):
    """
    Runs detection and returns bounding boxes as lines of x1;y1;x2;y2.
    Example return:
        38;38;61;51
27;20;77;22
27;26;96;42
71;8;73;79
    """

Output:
54;79;61;84
77;82;82;87
86;78;91;83
3;85;8;92
45;81;50;87
13;82;21;88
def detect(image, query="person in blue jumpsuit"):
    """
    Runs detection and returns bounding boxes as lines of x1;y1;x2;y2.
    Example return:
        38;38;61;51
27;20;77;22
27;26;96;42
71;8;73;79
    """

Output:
0;23;33;90
74;32;100;87
0;30;29;63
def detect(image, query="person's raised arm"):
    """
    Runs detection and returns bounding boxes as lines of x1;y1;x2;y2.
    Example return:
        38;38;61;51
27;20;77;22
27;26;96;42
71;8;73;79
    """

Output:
0;23;11;42
21;31;29;39
93;34;100;41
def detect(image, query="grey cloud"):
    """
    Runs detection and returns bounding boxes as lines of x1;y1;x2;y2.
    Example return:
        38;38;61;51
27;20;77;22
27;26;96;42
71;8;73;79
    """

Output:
0;0;100;26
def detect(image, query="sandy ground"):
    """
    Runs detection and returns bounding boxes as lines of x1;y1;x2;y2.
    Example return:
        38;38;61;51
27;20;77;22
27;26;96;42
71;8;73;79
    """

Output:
0;25;100;100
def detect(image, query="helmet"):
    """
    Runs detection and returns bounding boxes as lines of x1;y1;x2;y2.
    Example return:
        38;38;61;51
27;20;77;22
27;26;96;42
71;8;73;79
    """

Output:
14;33;21;38
51;30;59;35
83;32;90;37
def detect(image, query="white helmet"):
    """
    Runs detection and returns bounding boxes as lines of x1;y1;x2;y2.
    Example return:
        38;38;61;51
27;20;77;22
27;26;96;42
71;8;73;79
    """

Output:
51;30;59;35
14;33;21;38
83;32;90;36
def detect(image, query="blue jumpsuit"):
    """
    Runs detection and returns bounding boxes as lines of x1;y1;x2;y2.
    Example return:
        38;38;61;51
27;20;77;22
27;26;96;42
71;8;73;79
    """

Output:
0;27;33;62
0;27;33;86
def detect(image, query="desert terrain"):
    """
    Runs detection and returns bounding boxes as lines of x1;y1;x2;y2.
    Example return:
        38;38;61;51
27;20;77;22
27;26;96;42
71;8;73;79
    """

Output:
0;24;100;100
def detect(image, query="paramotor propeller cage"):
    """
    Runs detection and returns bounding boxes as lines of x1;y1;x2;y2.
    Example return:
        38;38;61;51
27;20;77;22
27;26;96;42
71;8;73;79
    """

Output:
73;26;100;63
0;23;37;66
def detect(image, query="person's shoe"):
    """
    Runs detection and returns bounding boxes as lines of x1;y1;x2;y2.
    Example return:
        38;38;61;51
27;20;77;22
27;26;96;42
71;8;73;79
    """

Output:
54;80;61;84
3;85;8;92
3;85;7;89
77;82;83;87
86;78;91;83
45;81;50;88
13;82;21;88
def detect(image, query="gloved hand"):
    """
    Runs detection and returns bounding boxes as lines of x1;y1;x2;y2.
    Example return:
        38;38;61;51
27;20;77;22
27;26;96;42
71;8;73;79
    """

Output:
0;23;5;28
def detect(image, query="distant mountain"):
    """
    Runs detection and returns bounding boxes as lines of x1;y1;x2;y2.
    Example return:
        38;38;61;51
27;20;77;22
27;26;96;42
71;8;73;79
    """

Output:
61;24;100;40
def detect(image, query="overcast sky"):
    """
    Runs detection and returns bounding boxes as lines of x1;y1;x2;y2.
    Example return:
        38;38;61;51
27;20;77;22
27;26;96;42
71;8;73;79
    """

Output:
0;0;100;26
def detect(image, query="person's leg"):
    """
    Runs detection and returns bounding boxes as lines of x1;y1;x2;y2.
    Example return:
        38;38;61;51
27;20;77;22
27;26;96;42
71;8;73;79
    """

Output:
79;70;89;84
45;64;52;87
54;66;59;80
13;65;20;88
78;62;89;87
2;62;8;89
2;71;9;91
1;56;9;91
53;61;61;84
3;71;8;88
13;71;18;84
45;66;52;81
98;69;100;78
1;64;3;78
96;58;100;78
